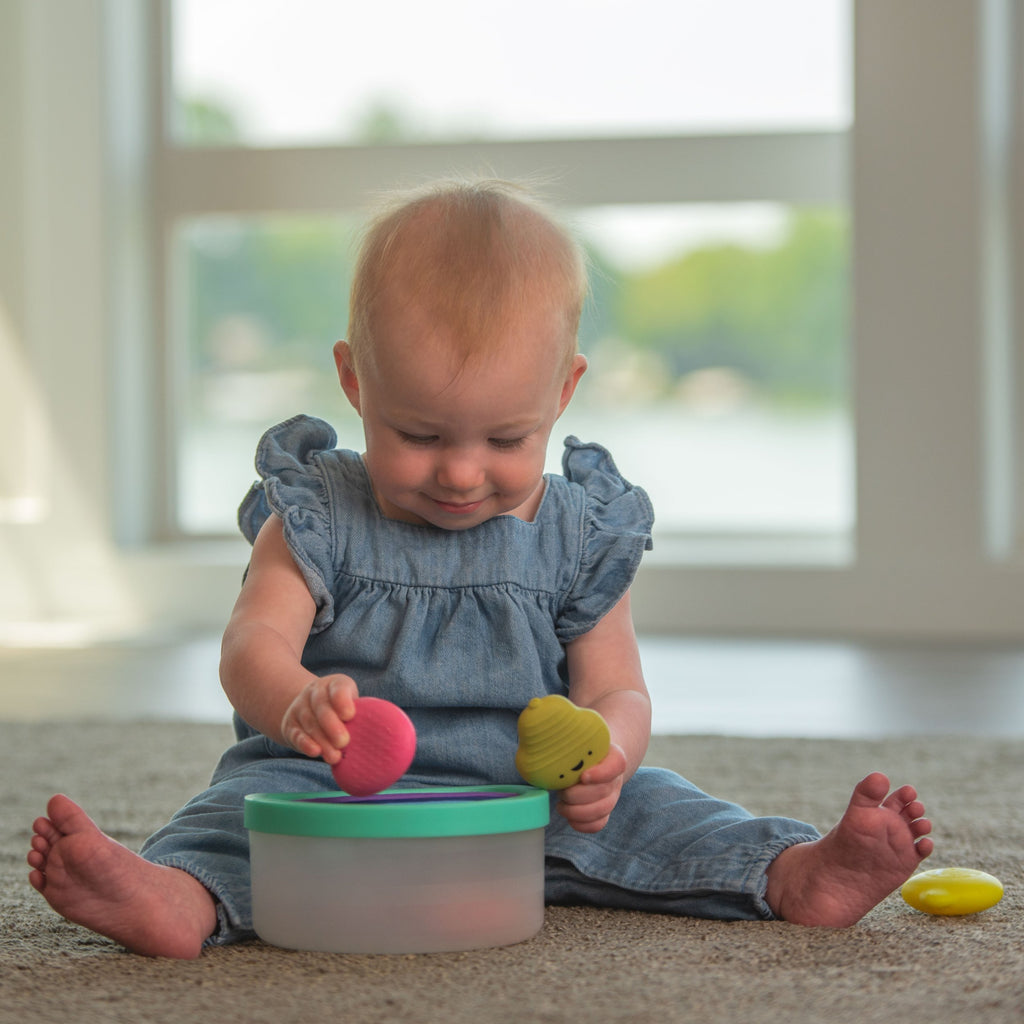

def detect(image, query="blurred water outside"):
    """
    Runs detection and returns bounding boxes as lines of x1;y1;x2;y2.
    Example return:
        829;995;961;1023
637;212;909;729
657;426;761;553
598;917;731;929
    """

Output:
179;404;852;537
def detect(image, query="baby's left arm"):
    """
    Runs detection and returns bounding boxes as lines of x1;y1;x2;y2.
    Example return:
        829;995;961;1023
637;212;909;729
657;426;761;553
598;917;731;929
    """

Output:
560;591;651;833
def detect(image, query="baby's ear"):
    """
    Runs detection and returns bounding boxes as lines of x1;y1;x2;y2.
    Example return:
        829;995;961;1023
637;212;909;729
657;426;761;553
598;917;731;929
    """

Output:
558;353;588;416
334;341;362;413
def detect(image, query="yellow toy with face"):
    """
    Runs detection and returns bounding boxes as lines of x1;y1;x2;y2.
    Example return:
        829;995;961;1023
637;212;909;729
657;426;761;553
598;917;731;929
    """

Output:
515;695;611;790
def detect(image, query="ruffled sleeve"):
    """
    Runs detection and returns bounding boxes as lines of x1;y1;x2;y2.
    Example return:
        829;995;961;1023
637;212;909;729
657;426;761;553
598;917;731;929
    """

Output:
555;437;654;642
237;415;338;632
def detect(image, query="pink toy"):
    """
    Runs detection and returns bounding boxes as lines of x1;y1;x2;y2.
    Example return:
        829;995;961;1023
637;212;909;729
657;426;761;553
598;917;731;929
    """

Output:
330;697;417;796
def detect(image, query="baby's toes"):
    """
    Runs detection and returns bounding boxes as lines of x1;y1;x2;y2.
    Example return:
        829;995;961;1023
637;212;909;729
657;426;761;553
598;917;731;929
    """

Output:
29;833;52;859
902;799;926;822
885;784;919;809
31;816;61;844
910;816;932;839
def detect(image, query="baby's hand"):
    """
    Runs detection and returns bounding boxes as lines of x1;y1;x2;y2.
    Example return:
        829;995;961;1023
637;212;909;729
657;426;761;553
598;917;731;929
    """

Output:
281;674;358;764
556;744;627;833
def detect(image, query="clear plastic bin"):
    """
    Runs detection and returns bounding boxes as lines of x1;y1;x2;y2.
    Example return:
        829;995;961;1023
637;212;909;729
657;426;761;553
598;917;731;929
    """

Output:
244;787;549;953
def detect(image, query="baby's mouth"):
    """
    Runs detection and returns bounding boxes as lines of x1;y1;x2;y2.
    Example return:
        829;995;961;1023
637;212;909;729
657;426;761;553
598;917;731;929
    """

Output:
433;497;485;515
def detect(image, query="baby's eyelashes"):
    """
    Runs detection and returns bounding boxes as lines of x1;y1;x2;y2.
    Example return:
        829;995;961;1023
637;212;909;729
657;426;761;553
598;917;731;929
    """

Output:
395;431;529;451
397;431;438;446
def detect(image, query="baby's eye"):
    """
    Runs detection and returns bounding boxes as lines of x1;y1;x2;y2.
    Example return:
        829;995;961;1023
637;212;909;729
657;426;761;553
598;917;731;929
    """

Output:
489;436;527;451
398;432;438;446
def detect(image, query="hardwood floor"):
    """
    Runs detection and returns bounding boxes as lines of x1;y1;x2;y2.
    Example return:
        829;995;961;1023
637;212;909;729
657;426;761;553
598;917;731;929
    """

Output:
3;632;1023;737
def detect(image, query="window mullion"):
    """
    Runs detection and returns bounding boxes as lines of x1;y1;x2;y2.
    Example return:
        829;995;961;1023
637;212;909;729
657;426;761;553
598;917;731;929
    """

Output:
159;133;846;219
853;0;987;574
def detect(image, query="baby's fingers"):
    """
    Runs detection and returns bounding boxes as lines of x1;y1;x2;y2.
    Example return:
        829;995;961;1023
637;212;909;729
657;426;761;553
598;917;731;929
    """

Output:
578;743;627;787
283;691;332;759
283;680;351;762
328;674;358;721
310;676;357;750
556;789;619;832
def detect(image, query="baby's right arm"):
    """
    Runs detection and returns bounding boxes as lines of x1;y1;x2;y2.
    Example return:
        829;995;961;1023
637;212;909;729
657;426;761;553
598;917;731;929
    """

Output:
220;515;358;763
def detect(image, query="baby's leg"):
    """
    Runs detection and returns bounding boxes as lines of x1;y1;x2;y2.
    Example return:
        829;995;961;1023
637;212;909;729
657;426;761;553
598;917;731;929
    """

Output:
545;766;823;920
27;794;217;959
765;771;933;927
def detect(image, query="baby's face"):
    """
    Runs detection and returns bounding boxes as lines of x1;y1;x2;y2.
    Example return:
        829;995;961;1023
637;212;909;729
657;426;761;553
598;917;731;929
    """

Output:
338;304;585;531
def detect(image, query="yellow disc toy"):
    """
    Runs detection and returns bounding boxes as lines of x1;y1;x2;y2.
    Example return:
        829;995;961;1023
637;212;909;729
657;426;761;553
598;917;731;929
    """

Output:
515;695;611;790
901;867;1004;916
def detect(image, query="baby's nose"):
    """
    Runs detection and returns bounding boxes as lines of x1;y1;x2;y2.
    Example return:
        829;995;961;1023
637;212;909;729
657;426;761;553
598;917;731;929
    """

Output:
436;449;485;492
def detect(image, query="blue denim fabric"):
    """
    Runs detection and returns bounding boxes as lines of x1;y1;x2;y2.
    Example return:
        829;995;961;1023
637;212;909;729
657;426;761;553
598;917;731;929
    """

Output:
544;769;820;920
140;417;820;944
234;416;655;785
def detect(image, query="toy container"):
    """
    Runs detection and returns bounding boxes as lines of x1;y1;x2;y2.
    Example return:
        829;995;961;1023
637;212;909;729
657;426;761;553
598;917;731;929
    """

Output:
244;786;549;954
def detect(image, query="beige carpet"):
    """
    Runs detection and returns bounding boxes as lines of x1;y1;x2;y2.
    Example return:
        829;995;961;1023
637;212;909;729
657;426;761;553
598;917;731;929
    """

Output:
1;721;1021;1024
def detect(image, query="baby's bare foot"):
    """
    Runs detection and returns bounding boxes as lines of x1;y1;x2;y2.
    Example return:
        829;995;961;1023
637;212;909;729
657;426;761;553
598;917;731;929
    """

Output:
27;794;217;958
765;771;933;927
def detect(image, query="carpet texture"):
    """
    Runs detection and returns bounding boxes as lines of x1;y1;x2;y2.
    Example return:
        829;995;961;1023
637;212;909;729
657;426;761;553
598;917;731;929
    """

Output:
1;722;1021;1023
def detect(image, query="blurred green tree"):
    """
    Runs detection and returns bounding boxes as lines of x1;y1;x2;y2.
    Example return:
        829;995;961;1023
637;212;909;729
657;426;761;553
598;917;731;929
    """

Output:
177;96;848;411
611;210;848;404
179;96;243;145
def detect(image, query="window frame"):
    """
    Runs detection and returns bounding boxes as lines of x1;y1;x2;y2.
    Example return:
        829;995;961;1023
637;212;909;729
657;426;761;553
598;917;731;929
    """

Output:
153;0;850;544
3;0;1022;640
159;134;851;542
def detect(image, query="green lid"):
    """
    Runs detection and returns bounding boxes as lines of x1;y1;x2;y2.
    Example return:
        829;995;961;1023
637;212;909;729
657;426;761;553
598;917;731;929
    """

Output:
244;786;549;839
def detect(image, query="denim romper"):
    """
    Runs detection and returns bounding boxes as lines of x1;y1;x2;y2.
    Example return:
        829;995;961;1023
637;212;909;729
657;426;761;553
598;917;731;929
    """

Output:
141;416;819;943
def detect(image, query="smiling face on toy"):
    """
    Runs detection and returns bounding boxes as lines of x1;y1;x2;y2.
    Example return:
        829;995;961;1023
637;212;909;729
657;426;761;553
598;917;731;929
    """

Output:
515;695;611;791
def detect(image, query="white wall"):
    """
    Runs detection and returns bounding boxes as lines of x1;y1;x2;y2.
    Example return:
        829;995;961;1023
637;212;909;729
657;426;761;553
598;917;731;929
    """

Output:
1;0;148;642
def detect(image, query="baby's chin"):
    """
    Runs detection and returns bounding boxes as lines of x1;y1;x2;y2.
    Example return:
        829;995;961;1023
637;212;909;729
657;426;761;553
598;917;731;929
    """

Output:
382;488;538;529
377;496;493;530
424;497;532;531
421;502;500;531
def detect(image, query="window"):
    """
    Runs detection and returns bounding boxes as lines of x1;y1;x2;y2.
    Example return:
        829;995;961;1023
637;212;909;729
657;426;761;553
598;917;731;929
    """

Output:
171;0;848;146
8;0;1022;639
173;215;363;532
166;0;852;540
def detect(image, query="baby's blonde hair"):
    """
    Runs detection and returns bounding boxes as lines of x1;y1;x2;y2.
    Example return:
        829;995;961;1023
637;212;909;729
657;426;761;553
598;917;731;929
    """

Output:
346;178;587;376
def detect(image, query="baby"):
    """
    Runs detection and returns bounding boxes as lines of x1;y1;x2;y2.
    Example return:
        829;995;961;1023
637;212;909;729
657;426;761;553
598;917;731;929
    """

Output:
28;178;933;958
